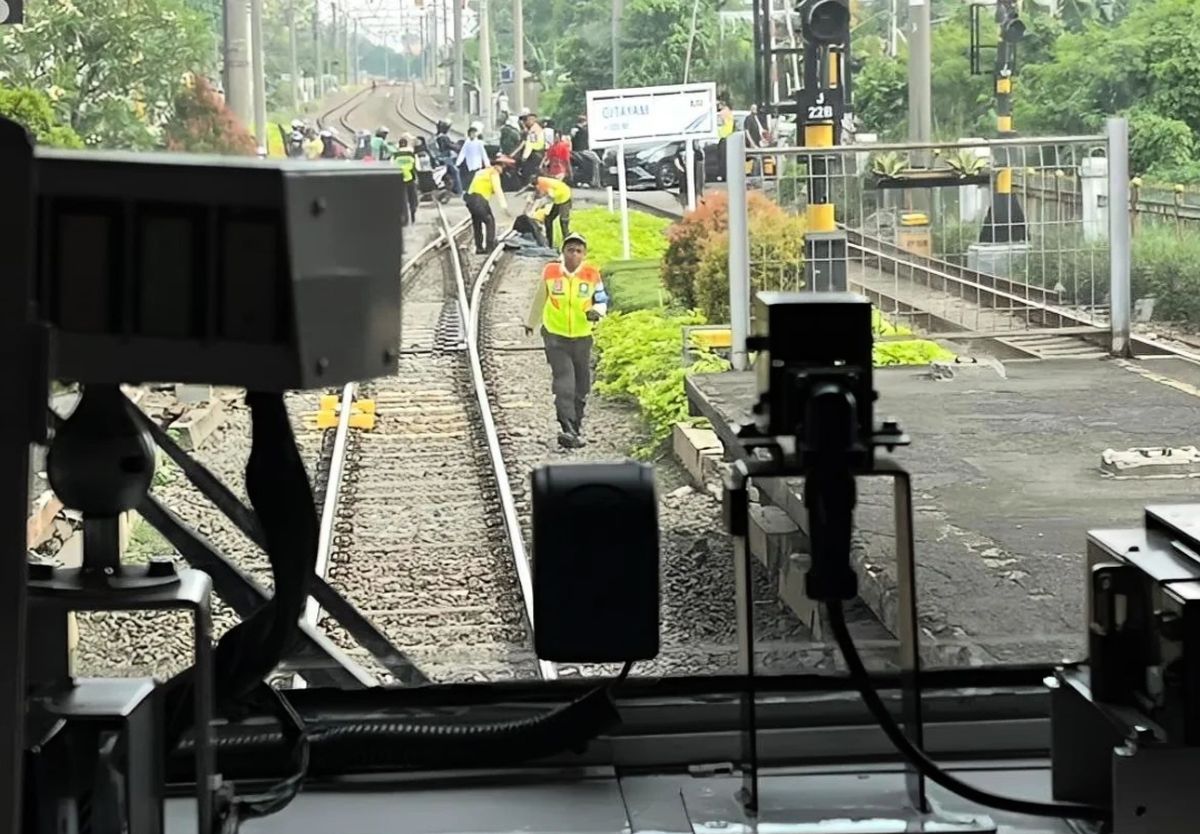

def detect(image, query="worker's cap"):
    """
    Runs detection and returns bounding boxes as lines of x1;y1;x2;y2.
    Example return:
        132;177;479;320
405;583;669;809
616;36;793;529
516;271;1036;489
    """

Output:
319;128;333;137
401;132;415;141
561;232;587;249
518;107;531;116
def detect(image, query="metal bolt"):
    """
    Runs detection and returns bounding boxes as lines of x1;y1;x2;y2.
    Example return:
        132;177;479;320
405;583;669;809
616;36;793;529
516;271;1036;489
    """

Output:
311;198;327;216
383;348;398;364
103;566;114;576
1129;545;1140;552
1130;725;1156;744
315;357;329;375
147;557;176;578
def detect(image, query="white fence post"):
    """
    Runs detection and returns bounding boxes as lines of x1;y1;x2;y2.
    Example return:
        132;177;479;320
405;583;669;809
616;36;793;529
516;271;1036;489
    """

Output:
727;132;750;371
1107;117;1132;357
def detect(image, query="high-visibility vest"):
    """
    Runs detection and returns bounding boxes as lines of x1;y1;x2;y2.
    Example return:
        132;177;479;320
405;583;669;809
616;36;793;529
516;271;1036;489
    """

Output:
394;149;416;181
718;111;735;139
538;177;571;205
541;262;604;338
526;127;546;152
468;167;500;198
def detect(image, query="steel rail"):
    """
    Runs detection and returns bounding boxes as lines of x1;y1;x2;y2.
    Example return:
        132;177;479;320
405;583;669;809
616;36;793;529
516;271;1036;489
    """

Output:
438;205;557;681
297;214;471;688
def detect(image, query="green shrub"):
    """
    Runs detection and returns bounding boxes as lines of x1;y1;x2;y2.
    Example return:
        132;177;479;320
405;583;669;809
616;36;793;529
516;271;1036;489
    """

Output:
661;190;785;308
603;259;664;312
693;210;808;322
569;207;671;272
594;309;730;456
0;86;83;148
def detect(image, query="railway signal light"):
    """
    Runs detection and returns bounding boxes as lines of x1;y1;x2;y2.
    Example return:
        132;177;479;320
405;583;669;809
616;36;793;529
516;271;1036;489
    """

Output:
798;0;850;46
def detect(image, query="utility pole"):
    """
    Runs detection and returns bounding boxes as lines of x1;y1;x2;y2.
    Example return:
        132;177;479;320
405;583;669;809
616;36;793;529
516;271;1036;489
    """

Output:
512;0;524;114
223;0;252;125
352;17;359;85
250;0;267;153
453;0;464;116
314;0;323;98
430;5;438;87
612;0;623;85
330;3;339;85
344;12;352;86
288;0;300;109
907;0;931;144
907;0;931;213
479;0;493;131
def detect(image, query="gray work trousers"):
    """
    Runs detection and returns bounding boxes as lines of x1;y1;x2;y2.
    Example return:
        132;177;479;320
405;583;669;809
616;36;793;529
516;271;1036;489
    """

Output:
542;327;592;431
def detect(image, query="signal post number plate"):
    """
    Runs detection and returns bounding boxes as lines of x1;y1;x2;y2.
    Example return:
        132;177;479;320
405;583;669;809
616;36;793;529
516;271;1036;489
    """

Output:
804;91;835;124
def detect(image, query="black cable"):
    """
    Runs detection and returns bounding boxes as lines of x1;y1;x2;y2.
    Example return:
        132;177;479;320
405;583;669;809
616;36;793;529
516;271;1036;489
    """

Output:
825;599;1109;823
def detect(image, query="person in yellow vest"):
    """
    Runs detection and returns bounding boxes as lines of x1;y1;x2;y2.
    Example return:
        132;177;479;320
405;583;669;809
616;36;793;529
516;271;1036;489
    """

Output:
466;159;511;254
523;232;608;448
716;99;735;179
393;134;419;225
302;126;324;160
533;174;572;248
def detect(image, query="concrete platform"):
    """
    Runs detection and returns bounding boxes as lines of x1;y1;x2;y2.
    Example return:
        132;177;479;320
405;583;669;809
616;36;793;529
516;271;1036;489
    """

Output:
687;356;1200;665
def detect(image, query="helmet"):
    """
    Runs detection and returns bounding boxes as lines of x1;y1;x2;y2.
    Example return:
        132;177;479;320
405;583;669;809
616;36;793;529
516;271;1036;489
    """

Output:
436;119;451;133
376;126;389;137
291;118;304;130
518;107;531;117
319;128;333;138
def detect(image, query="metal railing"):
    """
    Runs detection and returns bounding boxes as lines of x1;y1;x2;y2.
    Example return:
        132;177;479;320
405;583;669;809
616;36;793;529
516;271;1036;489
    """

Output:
725;119;1133;356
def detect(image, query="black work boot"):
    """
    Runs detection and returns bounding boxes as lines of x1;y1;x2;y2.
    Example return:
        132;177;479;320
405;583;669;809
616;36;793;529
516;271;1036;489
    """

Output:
569;418;587;447
557;420;583;449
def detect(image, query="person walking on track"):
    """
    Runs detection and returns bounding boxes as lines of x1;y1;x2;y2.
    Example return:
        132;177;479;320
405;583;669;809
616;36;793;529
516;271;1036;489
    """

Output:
523;232;608;449
533;175;572;248
393;134;419;225
465;159;510;254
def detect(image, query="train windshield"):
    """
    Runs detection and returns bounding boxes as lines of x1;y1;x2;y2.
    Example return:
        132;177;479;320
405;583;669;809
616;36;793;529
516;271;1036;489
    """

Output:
12;0;1194;692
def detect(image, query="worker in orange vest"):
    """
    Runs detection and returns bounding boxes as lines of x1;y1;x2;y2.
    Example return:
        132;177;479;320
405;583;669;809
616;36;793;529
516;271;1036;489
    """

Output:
523;232;608;448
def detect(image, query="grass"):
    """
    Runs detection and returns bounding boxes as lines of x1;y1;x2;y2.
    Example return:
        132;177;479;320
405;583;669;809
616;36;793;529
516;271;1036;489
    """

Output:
571;207;672;272
604;259;664;312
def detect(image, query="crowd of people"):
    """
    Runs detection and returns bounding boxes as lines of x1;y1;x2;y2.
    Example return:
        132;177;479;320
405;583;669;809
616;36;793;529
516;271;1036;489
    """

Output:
281;109;608;450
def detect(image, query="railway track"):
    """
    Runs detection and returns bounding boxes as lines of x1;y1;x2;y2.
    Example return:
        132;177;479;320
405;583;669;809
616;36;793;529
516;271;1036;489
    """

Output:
623;192;1198;361
315;86;373;138
296;209;554;685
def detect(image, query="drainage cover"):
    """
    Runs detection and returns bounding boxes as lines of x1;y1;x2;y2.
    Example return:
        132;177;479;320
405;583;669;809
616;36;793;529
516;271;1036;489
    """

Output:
1100;446;1200;478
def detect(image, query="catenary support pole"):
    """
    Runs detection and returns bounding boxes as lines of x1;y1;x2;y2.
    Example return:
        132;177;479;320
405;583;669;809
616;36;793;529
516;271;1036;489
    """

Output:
288;0;300;109
224;0;252;124
1108;117;1132;358
612;0;623;85
512;0;524;114
727;132;750;371
314;0;322;97
453;0;464;116
250;0;267;155
479;0;493;133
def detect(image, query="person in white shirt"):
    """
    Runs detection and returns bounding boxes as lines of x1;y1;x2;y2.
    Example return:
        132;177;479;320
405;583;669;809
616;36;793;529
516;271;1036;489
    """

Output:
456;127;491;176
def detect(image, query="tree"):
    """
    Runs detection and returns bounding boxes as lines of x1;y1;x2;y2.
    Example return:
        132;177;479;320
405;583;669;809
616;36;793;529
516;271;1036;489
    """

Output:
0;0;216;149
163;76;258;154
0;85;84;147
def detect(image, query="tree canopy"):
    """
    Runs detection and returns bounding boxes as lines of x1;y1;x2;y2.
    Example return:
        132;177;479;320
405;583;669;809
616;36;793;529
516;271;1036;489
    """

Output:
851;0;1200;180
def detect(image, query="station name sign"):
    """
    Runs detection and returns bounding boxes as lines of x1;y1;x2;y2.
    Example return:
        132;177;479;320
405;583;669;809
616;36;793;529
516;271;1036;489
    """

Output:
586;82;718;148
